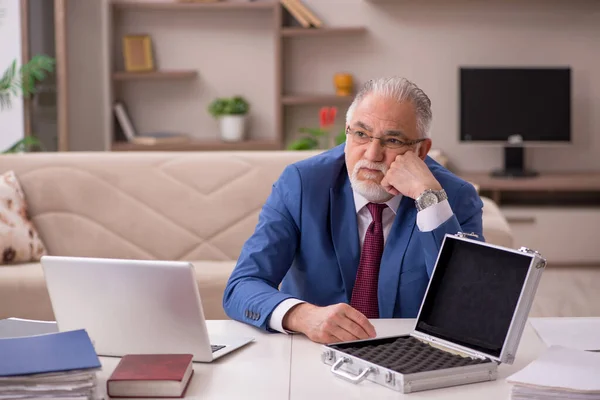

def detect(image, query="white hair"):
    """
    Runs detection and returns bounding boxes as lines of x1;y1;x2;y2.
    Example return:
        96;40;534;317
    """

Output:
346;77;433;138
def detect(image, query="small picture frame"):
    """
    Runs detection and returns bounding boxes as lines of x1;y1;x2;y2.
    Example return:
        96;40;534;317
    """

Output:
122;34;155;72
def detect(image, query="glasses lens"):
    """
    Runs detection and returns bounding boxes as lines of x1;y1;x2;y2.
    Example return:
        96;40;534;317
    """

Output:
352;131;369;144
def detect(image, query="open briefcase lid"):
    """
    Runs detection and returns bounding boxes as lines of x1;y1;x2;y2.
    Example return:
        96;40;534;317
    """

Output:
411;232;547;365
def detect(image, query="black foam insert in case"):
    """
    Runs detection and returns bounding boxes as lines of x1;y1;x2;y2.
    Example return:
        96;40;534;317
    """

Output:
329;335;491;374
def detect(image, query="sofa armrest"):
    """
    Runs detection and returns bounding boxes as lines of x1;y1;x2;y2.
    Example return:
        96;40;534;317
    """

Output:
481;196;513;248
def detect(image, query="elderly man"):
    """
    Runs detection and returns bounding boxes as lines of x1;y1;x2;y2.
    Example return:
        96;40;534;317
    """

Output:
223;77;484;344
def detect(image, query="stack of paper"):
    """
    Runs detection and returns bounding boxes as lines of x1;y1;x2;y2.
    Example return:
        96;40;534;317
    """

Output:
506;345;600;399
0;329;102;400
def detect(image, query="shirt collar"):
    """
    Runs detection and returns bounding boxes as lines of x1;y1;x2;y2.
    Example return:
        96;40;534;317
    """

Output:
353;189;402;215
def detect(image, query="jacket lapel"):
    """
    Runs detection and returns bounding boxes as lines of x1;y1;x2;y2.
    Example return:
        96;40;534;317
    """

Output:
330;174;360;301
378;196;417;318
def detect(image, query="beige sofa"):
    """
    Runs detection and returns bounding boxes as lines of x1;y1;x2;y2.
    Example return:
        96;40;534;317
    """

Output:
0;150;594;322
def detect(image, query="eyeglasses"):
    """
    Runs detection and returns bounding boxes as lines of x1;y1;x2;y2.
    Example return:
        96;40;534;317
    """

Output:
346;127;427;149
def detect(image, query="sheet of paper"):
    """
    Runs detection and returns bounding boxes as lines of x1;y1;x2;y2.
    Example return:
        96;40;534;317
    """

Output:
530;317;600;351
506;345;600;393
0;318;58;339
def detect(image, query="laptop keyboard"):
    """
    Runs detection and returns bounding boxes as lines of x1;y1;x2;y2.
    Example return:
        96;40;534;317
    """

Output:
211;344;226;352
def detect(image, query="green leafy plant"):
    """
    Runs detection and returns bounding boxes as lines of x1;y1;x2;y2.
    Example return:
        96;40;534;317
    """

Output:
288;106;347;150
207;96;250;118
287;127;346;150
1;54;55;153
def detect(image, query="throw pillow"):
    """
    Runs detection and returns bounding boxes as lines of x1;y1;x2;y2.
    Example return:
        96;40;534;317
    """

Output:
0;170;47;263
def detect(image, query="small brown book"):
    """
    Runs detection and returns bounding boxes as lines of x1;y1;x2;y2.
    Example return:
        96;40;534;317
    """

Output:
107;354;194;398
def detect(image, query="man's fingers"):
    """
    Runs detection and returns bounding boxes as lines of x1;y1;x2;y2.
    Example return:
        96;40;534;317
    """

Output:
381;175;399;195
380;176;389;188
342;307;377;338
328;324;360;343
336;317;371;340
320;312;369;343
331;311;371;340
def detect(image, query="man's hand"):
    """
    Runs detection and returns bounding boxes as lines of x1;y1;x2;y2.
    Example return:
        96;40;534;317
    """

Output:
282;303;377;344
380;151;442;199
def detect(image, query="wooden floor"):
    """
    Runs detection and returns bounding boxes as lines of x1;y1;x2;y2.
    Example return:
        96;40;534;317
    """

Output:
529;264;600;318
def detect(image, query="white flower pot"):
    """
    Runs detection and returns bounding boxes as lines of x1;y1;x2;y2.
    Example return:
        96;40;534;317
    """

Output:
219;115;246;142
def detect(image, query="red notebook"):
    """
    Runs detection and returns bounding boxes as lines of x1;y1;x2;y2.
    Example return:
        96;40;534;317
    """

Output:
107;354;194;398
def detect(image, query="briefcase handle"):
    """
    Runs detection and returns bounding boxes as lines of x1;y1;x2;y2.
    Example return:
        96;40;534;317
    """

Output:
330;357;374;384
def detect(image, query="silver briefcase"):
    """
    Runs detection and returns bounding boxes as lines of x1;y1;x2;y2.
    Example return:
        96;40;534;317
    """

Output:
321;232;546;394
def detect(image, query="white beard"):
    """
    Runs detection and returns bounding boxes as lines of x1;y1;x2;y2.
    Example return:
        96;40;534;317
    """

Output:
349;160;393;203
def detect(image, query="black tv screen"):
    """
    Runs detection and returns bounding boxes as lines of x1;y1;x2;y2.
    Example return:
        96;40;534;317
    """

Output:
460;67;571;142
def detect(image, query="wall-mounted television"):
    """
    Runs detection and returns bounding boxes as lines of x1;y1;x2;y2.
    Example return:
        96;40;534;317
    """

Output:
459;67;571;177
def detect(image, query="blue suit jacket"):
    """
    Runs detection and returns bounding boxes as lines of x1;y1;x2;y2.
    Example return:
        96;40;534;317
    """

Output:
222;144;484;330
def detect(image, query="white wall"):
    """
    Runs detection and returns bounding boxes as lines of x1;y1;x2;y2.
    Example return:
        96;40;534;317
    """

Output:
290;0;600;173
0;0;24;151
67;0;600;174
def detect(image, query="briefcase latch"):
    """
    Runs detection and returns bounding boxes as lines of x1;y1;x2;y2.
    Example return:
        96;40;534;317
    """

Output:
456;231;479;239
518;247;547;269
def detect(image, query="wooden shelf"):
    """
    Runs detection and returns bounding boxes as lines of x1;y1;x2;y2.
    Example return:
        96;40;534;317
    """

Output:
460;172;600;192
106;1;365;152
281;27;367;37
111;0;277;11
282;94;354;106
112;70;198;81
111;139;281;151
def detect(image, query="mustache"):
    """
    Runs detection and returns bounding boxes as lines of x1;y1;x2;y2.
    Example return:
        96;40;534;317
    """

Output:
353;160;388;175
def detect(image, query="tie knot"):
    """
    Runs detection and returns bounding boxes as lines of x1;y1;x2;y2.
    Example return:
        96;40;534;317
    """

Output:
366;202;387;223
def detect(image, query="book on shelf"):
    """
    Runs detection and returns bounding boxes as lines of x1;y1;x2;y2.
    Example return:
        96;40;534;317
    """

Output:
0;329;102;400
107;354;194;398
114;102;190;145
280;0;323;28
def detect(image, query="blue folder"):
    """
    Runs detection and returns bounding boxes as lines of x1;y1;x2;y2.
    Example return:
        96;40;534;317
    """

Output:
0;329;101;377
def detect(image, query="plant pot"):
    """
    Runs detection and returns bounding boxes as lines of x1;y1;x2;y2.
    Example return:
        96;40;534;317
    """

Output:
219;115;246;142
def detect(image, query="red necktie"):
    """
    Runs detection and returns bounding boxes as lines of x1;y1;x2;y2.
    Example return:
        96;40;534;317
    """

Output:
350;202;387;319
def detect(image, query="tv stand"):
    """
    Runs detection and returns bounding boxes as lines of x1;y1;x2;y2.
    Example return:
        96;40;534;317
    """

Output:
490;144;538;179
490;168;539;178
458;171;600;265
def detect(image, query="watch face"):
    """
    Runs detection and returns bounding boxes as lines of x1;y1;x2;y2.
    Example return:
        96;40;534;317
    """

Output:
420;192;439;209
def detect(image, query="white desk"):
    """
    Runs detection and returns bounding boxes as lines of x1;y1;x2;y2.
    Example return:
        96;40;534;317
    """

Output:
290;319;547;399
97;321;291;400
97;319;547;399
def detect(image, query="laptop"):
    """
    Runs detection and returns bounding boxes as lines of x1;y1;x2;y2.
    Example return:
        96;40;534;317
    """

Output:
40;256;254;362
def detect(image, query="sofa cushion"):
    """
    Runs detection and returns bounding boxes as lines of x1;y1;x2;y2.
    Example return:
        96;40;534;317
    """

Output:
191;260;236;320
0;171;47;264
0;262;54;321
481;197;513;248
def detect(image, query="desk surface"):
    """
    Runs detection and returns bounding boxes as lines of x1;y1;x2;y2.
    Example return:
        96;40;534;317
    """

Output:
97;319;547;400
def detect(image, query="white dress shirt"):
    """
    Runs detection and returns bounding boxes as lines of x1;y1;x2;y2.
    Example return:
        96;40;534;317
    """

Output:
267;192;454;334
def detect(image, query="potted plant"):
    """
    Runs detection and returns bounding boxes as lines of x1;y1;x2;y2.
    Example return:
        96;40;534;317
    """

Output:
1;54;55;153
208;96;250;142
